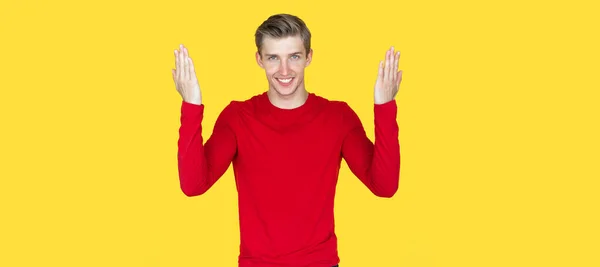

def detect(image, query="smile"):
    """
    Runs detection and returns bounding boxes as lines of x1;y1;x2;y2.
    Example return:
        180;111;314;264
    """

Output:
276;77;294;85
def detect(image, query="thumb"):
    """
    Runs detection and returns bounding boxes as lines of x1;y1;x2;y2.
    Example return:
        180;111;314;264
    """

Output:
377;60;384;81
397;70;403;86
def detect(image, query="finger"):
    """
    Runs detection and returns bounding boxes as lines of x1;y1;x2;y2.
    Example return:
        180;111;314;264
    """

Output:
185;47;191;80
384;49;390;82
172;69;179;88
188;57;195;80
393;51;399;82
175;49;181;81
388;46;395;80
396;70;403;88
179;44;185;80
182;45;189;80
177;47;182;80
388;47;394;81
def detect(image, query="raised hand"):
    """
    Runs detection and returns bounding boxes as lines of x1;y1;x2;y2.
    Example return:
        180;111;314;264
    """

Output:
172;44;202;105
374;46;402;105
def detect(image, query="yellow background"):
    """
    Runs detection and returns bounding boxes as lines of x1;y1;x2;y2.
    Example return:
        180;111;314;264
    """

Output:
1;0;598;266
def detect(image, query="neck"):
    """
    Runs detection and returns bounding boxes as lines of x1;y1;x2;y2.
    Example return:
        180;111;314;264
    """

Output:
267;88;309;109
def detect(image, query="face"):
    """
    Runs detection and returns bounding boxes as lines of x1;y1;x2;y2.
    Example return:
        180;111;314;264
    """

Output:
256;35;313;98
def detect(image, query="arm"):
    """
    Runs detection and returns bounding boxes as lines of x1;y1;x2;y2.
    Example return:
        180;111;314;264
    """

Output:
172;44;237;196
341;101;400;198
177;101;237;196
341;46;403;198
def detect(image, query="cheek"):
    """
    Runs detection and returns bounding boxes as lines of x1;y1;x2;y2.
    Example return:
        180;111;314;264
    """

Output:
293;66;305;75
267;63;280;72
265;67;277;76
294;60;307;68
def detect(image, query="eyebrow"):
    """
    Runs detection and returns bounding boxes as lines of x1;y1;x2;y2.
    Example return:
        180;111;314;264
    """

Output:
264;52;303;57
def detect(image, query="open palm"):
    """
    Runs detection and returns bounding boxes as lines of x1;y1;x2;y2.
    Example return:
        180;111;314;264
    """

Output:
374;46;402;104
172;44;202;105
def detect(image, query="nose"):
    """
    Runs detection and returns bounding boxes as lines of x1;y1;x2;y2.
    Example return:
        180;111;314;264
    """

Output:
279;60;290;76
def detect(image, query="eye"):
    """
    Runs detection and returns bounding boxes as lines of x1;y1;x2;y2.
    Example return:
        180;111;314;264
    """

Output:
291;55;300;59
268;56;277;60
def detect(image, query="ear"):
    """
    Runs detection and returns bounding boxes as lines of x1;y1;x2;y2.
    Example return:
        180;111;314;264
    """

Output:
305;49;313;67
256;51;264;69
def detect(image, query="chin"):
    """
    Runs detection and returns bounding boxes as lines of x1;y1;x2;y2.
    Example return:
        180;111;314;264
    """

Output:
271;81;299;97
274;86;297;97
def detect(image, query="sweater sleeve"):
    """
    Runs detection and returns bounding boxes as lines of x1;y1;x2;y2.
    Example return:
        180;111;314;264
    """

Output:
340;100;400;198
177;100;238;197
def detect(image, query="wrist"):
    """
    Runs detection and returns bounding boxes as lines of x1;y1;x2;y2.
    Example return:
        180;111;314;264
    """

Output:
185;96;202;105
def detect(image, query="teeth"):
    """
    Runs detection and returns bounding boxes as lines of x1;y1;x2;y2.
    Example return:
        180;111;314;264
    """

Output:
277;78;292;83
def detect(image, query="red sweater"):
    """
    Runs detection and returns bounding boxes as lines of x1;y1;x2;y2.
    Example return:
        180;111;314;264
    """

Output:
177;91;400;267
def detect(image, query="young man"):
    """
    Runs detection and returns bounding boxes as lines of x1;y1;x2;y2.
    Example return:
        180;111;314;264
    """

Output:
172;14;402;267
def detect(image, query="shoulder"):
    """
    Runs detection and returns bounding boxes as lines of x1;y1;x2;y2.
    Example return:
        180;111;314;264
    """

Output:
315;94;358;116
312;94;363;130
218;92;262;114
217;100;240;118
214;92;264;125
311;93;353;113
214;99;243;128
229;92;265;114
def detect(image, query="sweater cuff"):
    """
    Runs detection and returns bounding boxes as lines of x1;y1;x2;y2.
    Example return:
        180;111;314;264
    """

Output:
374;99;397;123
180;100;204;124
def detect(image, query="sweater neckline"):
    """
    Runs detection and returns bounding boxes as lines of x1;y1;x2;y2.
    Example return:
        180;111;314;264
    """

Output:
261;91;316;115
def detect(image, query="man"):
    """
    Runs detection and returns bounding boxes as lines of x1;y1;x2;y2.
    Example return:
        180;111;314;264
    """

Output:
172;14;402;267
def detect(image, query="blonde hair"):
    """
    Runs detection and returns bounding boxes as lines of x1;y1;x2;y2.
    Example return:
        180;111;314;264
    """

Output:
255;14;312;58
